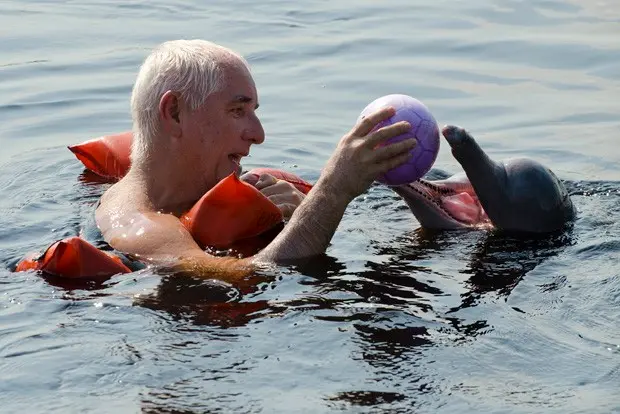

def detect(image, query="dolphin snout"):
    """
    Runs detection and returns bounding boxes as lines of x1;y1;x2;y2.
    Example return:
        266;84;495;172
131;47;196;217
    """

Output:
441;125;472;148
441;125;459;138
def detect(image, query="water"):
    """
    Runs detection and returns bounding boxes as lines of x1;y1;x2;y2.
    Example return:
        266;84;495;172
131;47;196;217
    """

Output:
1;1;619;412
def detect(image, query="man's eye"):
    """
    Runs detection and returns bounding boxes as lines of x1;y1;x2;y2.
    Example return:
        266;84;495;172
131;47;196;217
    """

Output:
232;107;245;117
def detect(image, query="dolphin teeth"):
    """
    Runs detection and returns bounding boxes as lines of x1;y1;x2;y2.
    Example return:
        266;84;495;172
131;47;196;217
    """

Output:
407;180;458;218
417;180;457;196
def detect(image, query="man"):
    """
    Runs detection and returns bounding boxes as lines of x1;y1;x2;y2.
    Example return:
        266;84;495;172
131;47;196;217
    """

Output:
96;39;415;280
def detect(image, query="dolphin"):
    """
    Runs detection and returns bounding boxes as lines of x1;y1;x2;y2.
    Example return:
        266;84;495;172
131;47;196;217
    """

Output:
392;125;576;233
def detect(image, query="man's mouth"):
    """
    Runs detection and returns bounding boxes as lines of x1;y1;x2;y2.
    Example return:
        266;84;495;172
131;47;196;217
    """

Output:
229;155;241;166
228;153;249;175
228;153;248;166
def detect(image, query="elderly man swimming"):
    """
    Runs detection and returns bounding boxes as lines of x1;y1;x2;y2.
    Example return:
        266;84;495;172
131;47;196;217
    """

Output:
95;39;415;279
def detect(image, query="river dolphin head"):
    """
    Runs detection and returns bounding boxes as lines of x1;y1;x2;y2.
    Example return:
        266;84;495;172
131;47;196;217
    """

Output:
393;125;576;233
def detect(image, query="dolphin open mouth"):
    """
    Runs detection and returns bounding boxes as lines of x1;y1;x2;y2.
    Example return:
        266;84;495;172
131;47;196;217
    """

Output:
394;178;492;229
393;124;576;233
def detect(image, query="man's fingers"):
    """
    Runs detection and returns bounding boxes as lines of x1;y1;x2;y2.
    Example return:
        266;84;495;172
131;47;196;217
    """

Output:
266;193;304;207
277;203;296;220
373;138;417;162
240;172;260;186
259;181;302;199
366;121;412;147
377;152;413;174
352;106;396;137
254;173;278;190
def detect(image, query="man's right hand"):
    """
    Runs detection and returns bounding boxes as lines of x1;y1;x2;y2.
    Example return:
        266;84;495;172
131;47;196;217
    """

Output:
254;106;417;264
319;106;416;201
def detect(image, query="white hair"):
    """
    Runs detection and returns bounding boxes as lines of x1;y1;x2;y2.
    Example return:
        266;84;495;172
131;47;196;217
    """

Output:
129;39;250;162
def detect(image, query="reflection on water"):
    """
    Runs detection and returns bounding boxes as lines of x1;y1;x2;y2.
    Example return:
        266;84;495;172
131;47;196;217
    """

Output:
454;229;575;312
132;209;575;361
135;271;276;328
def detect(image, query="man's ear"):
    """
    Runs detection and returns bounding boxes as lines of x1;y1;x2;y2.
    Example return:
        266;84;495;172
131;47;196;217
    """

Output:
159;91;182;138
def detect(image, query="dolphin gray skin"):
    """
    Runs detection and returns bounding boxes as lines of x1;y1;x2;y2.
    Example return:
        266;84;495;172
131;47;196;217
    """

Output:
392;125;576;233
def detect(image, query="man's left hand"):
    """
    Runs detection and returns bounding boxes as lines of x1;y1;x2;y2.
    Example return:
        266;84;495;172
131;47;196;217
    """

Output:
243;173;305;220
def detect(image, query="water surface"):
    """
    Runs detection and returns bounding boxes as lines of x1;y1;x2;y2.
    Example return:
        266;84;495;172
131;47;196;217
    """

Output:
1;1;619;412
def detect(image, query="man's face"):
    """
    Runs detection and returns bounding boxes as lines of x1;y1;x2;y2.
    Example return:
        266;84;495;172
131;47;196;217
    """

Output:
180;62;265;190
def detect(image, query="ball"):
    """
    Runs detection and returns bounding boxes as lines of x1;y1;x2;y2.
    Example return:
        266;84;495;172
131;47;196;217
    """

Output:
358;94;440;186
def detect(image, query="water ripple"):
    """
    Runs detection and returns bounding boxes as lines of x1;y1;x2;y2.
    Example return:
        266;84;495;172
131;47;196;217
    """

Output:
1;0;619;412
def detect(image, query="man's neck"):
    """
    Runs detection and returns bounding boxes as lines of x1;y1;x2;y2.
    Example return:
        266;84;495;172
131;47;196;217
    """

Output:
128;143;212;216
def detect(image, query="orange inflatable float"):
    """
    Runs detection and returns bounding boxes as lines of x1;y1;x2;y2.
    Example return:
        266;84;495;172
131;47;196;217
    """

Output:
180;173;283;249
68;131;132;180
16;236;132;279
16;131;313;280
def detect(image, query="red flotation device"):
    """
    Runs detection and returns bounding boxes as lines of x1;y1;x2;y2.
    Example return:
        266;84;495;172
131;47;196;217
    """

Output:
180;172;284;249
16;236;131;279
16;131;314;279
68;131;132;180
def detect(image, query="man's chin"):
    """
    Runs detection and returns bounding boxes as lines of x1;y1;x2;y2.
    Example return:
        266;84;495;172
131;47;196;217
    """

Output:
217;164;242;181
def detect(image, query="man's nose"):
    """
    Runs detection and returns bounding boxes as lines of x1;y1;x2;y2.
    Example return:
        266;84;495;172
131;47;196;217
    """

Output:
244;115;265;144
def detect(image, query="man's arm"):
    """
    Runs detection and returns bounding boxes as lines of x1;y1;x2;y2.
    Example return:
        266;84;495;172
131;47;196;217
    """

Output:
253;176;346;263
99;106;415;277
98;209;255;281
255;106;416;263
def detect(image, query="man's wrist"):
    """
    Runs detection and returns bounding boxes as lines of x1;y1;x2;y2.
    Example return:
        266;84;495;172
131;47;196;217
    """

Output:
313;172;354;205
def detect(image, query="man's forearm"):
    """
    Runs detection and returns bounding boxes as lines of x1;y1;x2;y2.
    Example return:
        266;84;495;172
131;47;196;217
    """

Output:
254;178;350;263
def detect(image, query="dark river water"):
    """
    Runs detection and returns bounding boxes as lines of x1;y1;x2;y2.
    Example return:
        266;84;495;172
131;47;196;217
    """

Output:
1;1;619;412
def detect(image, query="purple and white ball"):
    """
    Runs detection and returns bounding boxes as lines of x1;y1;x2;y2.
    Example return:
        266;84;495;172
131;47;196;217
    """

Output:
359;94;440;186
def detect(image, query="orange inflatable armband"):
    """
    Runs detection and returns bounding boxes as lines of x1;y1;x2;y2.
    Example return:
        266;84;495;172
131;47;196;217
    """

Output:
68;131;132;179
181;173;284;249
16;236;131;279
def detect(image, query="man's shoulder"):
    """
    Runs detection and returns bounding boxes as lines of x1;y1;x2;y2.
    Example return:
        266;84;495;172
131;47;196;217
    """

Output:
97;182;123;214
99;179;144;210
96;181;145;232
